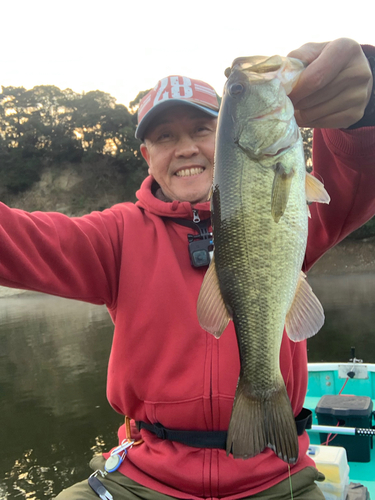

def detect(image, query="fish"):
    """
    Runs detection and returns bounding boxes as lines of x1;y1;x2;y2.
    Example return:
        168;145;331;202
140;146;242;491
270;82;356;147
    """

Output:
197;55;330;463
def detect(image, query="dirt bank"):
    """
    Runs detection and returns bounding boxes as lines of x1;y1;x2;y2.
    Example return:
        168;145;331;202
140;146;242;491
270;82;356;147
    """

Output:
309;237;375;276
1;237;374;299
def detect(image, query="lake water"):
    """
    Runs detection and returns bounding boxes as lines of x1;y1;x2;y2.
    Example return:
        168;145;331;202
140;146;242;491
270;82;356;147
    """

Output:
0;294;120;499
1;274;375;499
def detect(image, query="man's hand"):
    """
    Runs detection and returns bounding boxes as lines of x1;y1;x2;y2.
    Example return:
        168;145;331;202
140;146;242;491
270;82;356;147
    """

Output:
288;38;373;129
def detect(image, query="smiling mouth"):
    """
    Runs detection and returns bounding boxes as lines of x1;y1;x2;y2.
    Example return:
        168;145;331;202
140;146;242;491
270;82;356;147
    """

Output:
175;167;205;177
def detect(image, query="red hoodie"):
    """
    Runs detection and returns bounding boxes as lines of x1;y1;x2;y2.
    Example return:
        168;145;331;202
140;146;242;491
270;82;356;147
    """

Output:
0;127;375;499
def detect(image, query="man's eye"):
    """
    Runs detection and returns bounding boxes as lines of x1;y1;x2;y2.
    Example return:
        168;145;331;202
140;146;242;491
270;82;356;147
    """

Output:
157;132;172;141
196;126;211;135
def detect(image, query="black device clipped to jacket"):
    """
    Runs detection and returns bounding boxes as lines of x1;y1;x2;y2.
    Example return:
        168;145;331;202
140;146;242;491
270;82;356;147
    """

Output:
166;216;213;268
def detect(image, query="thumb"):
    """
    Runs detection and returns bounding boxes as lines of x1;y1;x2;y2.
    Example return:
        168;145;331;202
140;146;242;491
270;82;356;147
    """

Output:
287;42;330;105
287;41;329;65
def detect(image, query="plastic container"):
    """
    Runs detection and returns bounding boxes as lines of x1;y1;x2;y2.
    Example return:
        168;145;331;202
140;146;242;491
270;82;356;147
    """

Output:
307;445;350;500
315;395;373;462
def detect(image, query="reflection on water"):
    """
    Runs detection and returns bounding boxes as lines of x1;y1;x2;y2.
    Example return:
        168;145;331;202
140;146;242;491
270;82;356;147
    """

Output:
307;274;375;362
0;293;121;499
0;274;375;498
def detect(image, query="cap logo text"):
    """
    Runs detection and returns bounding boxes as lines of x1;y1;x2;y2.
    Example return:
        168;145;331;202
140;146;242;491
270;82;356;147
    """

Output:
153;77;193;105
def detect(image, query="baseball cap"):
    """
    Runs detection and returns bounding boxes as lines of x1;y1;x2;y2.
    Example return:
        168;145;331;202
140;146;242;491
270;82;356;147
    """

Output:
135;75;219;140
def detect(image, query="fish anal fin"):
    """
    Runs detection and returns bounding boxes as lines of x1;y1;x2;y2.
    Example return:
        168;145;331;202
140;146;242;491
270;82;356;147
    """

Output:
227;376;299;463
285;271;325;342
305;172;330;204
271;162;294;223
197;255;230;338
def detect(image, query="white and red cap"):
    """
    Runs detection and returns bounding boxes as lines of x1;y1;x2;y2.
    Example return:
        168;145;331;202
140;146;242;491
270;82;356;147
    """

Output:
135;75;219;139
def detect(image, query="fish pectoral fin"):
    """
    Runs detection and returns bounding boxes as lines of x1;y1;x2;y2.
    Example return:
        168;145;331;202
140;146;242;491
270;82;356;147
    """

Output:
271;162;294;223
197;255;231;338
285;271;325;341
305;172;330;204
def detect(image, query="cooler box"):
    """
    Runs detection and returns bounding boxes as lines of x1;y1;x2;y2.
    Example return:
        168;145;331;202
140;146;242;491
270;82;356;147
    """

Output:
307;445;349;500
315;395;373;462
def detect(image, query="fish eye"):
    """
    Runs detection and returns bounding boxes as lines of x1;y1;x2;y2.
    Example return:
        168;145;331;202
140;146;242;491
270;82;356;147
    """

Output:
230;83;244;96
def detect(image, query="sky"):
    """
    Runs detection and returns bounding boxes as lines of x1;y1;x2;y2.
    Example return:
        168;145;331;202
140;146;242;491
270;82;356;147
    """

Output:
1;0;374;110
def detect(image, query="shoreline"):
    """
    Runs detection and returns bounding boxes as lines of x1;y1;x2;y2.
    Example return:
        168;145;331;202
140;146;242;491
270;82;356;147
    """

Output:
1;238;374;299
308;237;375;276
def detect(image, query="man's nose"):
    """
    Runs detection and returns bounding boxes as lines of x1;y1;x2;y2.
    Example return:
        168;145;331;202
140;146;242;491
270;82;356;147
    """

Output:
175;135;200;157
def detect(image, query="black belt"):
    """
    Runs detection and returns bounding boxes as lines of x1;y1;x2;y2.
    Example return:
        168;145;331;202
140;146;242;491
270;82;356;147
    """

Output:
136;407;312;450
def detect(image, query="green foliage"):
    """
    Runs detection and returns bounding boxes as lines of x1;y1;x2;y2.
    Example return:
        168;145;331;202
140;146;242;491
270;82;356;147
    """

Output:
300;128;313;170
0;85;147;195
347;216;375;240
299;127;375;240
0;148;44;193
129;89;151;113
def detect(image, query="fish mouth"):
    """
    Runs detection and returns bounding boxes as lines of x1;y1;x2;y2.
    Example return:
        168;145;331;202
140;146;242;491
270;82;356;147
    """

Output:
263;145;292;157
175;166;205;178
252;105;284;121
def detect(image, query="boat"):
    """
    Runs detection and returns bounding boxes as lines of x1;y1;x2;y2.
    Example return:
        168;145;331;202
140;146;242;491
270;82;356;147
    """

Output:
305;356;375;499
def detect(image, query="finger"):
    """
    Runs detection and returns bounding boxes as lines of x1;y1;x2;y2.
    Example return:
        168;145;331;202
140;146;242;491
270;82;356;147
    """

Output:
287;41;329;65
294;88;369;128
289;39;359;105
295;65;371;110
294;74;349;110
295;109;358;129
290;52;346;105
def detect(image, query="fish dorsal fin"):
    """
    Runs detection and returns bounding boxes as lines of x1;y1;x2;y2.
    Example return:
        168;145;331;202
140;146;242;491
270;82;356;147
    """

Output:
271;162;295;223
305;172;330;204
197;255;231;338
285;271;325;341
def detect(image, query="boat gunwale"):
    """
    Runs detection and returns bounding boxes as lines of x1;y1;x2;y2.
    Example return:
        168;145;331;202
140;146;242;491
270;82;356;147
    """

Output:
308;362;375;372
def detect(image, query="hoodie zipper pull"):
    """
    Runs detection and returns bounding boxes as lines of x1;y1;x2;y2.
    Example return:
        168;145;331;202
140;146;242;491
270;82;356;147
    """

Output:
192;209;200;224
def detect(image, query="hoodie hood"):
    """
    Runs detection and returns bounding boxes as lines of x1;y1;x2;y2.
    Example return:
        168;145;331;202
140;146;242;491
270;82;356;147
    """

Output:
135;175;211;220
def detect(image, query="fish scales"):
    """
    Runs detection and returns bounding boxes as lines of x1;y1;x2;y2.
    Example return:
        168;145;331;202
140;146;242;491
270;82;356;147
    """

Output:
198;56;328;463
214;121;307;388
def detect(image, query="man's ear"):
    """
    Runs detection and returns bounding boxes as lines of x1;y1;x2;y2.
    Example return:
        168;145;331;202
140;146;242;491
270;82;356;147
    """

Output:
140;143;150;163
140;143;152;175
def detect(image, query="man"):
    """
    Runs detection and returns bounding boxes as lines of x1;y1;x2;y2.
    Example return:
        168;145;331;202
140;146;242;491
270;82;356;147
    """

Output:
1;38;375;499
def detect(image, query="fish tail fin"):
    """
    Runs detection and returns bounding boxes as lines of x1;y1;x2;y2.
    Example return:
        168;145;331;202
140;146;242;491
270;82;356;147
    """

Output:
226;376;299;463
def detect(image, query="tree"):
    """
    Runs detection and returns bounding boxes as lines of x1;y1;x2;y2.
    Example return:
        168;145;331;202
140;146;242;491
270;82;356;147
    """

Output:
129;89;151;113
300;128;313;171
0;84;148;197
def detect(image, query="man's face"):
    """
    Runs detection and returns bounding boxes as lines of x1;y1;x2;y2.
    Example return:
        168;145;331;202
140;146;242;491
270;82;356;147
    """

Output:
140;105;217;205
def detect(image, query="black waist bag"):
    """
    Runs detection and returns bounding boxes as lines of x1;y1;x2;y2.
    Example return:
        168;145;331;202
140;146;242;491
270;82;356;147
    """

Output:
137;407;312;450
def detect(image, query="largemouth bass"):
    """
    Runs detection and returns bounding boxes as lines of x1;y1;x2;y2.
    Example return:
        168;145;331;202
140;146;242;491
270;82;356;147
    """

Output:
197;55;330;463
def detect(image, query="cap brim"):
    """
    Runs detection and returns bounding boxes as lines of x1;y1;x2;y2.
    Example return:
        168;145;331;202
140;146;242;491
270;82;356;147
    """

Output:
135;100;219;140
